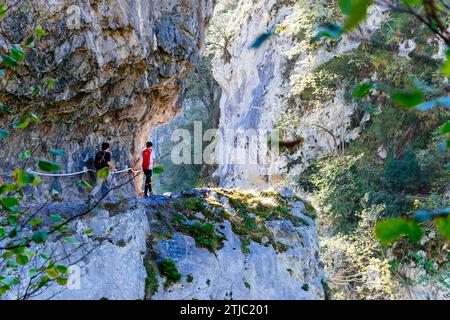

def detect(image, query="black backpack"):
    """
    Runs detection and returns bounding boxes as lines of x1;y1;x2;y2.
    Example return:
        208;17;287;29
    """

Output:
94;151;108;170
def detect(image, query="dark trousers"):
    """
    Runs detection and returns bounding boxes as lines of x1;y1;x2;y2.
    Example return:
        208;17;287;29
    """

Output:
143;169;152;195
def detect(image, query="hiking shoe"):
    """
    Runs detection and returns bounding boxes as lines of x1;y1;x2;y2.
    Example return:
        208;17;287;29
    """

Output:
144;194;149;199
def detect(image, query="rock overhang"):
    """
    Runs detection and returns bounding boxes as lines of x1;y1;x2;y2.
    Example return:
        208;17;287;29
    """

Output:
0;0;215;199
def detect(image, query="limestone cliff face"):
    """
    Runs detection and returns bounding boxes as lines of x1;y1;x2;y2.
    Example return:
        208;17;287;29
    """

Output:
0;1;325;302
4;189;324;300
0;0;213;196
211;1;387;188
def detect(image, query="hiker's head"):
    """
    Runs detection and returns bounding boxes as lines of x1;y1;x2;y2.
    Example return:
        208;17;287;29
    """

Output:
102;142;110;151
146;142;153;148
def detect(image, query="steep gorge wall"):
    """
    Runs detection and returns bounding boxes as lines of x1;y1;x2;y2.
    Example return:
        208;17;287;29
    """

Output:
211;0;387;188
0;0;214;197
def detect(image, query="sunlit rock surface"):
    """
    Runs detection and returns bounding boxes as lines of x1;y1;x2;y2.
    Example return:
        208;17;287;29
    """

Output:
211;1;388;188
153;217;323;299
8;189;324;300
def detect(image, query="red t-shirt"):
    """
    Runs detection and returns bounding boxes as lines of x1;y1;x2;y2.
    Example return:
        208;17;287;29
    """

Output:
142;148;153;170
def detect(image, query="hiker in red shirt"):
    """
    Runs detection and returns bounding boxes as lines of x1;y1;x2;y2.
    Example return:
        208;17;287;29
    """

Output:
133;141;156;198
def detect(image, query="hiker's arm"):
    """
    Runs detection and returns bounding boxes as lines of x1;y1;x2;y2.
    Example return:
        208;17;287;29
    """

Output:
132;155;141;171
107;161;115;171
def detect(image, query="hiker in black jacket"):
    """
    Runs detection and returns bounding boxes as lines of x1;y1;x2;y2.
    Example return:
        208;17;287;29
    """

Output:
89;142;116;201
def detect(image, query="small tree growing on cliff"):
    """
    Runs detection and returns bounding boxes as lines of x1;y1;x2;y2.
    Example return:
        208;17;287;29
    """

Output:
205;0;239;63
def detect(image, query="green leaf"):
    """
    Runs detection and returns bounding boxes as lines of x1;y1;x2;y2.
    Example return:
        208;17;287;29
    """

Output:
32;86;41;96
441;121;450;134
77;180;93;191
28;268;38;277
26;173;41;186
35;28;46;37
84;229;94;234
436;215;450;241
49;149;65;157
401;0;422;6
2;250;14;260
1;277;19;287
25;35;36;47
59;225;70;233
442;60;450;77
2;54;20;68
97;167;110;179
7;215;18;225
0;4;7;19
29;218;43;226
47;78;57;90
38;159;60;172
10;47;25;61
339;0;373;31
153;166;165;175
0;103;13;114
56;275;68;285
32;231;48;244
7;226;20;238
0;184;17;195
310;24;343;42
353;82;376;98
38;275;50;287
0;227;5;238
50;214;62;223
29;113;41;123
375;217;423;245
47;268;59;278
391;89;425;108
64;236;76;244
13;118;30;129
11;246;25;255
13;168;27;187
0;129;9;139
50;188;60;197
40;252;49;260
55;265;68;274
440;49;450;76
339;0;352;14
1;197;19;213
16;254;29;266
20;149;32;160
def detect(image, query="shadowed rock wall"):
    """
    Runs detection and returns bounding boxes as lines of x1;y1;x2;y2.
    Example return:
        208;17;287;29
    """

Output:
0;0;214;198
